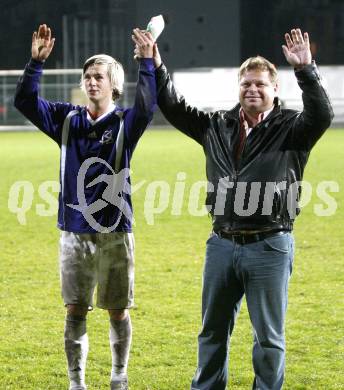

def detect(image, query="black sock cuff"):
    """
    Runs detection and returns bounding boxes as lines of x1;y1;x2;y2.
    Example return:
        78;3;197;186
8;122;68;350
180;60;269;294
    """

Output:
66;314;87;322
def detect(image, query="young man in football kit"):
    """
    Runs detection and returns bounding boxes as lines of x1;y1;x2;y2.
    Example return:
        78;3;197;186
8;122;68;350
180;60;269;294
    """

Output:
15;24;156;390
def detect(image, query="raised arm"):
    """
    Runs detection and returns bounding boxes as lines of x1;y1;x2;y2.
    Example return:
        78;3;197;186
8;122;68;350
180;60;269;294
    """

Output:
14;24;72;144
152;43;209;145
282;28;333;148
121;29;156;147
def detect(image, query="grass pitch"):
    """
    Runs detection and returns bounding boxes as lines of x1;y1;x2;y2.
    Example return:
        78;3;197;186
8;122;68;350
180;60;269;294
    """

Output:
0;129;343;389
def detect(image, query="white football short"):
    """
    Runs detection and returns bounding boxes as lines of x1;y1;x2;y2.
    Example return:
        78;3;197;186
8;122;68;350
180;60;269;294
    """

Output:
59;231;135;310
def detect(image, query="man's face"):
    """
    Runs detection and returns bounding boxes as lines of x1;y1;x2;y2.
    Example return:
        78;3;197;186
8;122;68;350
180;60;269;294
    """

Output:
239;70;277;116
83;64;113;104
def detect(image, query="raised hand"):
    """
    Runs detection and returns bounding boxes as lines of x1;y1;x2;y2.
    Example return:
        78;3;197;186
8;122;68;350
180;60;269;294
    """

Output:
132;28;154;59
282;28;312;69
32;24;55;62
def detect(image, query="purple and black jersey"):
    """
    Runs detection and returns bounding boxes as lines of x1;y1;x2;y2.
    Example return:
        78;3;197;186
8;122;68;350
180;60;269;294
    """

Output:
14;58;157;233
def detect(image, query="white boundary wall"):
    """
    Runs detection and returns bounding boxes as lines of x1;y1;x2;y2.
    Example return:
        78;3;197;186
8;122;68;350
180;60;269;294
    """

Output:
0;66;343;130
173;66;344;125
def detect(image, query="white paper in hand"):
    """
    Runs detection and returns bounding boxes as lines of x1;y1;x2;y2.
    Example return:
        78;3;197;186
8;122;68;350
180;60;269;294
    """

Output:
146;15;165;41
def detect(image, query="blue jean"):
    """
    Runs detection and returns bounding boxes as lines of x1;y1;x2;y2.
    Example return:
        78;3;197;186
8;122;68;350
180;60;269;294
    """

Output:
191;232;294;390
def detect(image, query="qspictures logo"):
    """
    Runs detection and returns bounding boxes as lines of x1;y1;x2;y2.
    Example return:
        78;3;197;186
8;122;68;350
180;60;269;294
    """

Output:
7;157;340;229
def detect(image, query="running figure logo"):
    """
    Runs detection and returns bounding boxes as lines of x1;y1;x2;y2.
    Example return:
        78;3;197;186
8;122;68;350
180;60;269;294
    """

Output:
68;157;132;232
99;129;114;144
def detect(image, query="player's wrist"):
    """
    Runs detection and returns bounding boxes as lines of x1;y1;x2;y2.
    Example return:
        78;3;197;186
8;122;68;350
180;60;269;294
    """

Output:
31;57;45;63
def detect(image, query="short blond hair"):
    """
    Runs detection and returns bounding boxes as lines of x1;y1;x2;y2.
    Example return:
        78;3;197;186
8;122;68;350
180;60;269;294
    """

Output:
238;56;278;84
81;54;124;101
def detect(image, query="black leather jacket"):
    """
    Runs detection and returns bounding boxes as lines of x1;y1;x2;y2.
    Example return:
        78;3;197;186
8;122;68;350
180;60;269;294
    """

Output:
156;63;334;233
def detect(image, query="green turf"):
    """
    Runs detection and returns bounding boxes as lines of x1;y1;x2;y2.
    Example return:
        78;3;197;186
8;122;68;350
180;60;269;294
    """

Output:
0;129;343;389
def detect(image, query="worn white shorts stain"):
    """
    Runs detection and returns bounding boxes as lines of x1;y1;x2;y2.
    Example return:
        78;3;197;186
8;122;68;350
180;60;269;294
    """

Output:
59;231;135;310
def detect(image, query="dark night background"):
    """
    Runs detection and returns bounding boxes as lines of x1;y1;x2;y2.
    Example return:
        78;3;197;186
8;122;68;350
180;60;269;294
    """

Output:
0;0;342;79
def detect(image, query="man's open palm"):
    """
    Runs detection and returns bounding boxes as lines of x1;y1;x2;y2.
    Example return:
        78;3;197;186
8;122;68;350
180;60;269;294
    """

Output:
32;24;55;62
282;28;312;69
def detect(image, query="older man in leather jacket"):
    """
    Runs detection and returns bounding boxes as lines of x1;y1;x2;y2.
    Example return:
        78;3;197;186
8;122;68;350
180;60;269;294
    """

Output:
144;28;333;389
